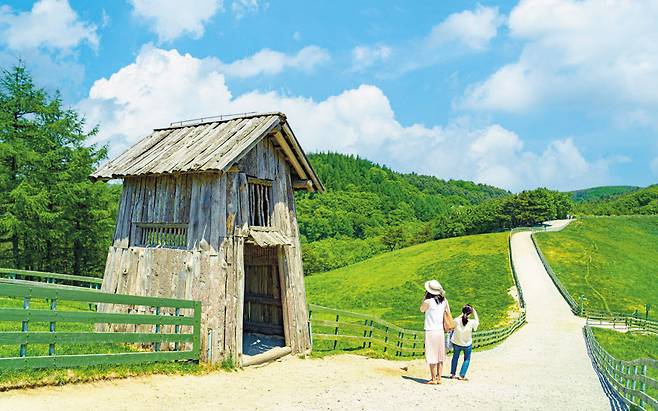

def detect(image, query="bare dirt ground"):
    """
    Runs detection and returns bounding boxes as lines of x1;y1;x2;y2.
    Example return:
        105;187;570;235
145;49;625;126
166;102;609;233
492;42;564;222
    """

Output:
0;220;611;411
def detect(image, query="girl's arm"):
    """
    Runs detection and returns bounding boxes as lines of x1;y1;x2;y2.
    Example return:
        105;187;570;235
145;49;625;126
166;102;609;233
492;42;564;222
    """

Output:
471;308;480;330
420;299;430;313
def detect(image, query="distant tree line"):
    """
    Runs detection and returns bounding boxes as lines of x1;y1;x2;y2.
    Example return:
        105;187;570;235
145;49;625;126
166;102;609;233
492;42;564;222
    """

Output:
573;185;658;216
432;188;574;239
0;64;119;276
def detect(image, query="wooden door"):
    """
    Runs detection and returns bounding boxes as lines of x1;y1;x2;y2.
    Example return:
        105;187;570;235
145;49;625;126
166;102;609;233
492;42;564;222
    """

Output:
243;245;284;336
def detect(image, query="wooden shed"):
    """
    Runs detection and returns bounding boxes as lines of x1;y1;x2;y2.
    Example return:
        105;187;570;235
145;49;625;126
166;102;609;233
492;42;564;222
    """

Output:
91;112;323;366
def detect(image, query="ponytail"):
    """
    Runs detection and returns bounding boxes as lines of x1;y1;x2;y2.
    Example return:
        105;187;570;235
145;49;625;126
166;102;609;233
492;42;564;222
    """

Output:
461;304;473;326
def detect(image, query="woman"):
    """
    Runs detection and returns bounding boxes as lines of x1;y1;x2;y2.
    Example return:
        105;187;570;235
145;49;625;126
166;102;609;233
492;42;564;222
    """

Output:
420;279;450;385
450;304;479;381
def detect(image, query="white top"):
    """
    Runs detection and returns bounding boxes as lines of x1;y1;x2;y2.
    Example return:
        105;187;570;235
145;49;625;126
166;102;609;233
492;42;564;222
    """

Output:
450;311;479;347
420;298;447;331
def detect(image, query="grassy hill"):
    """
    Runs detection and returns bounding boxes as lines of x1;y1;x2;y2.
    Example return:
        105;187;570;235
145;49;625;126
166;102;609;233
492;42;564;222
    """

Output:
533;216;658;315
569;186;639;203
305;232;518;330
574;185;658;215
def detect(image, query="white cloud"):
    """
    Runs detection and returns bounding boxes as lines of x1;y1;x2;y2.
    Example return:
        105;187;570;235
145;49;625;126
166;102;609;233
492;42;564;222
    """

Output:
427;5;503;50
461;0;658;113
351;45;391;72
129;0;223;42
79;45;611;191
218;46;329;78
0;0;98;51
363;5;502;76
232;0;259;19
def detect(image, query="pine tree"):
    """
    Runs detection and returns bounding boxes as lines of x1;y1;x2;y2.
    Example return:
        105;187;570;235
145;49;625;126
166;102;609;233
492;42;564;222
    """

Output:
0;63;118;275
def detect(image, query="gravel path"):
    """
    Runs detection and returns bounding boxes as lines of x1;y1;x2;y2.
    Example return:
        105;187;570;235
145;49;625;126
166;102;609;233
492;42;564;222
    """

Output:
0;220;610;411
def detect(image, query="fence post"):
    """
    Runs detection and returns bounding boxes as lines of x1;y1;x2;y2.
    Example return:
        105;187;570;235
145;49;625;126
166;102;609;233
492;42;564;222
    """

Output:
308;309;313;347
399;332;404;357
49;298;57;356
631;365;637;404
367;320;373;348
174;307;181;352
333;314;339;350
193;301;201;361
154;307;161;352
412;333;417;357
639;364;647;408
624;364;631;398
395;331;401;357
383;326;389;353
19;296;30;357
362;319;368;349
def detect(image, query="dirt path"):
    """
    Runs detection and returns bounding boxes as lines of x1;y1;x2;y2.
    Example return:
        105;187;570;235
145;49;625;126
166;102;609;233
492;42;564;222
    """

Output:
0;221;610;411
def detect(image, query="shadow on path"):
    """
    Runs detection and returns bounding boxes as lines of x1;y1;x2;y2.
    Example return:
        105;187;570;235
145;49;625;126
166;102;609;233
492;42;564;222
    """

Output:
582;329;627;411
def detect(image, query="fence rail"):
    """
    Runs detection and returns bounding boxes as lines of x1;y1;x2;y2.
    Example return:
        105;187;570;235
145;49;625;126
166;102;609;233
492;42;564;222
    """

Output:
0;281;201;370
308;304;526;357
585;326;658;410
508;233;526;309
0;267;102;289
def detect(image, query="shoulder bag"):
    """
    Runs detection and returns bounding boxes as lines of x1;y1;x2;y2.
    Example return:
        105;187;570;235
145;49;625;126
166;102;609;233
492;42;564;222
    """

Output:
443;300;455;332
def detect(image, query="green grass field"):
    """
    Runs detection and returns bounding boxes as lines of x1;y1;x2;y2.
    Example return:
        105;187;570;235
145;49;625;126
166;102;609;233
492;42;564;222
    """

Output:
305;232;518;331
534;216;658;315
0;295;205;390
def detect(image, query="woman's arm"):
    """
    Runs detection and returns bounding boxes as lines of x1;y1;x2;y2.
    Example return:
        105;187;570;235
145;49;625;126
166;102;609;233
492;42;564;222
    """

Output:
471;308;480;330
420;299;430;313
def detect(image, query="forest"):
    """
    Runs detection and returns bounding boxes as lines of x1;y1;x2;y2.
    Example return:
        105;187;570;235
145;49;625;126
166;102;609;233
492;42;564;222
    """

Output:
1;64;649;278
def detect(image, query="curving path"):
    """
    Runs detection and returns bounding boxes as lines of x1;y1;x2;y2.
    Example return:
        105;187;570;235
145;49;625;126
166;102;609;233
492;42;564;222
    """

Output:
0;220;610;411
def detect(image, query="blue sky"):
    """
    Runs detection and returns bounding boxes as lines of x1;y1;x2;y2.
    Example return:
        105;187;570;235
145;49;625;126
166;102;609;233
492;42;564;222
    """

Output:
1;0;657;192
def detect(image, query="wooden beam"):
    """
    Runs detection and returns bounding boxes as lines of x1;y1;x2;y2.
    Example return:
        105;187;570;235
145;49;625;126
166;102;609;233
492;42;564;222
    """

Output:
292;179;313;191
247;176;273;187
281;122;324;193
272;130;308;181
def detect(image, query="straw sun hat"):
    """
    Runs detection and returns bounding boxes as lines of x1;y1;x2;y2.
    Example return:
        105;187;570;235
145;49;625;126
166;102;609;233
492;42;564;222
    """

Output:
424;279;444;297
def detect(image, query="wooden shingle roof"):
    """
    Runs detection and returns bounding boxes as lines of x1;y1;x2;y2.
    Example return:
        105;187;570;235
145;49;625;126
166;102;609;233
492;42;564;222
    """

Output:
91;112;324;192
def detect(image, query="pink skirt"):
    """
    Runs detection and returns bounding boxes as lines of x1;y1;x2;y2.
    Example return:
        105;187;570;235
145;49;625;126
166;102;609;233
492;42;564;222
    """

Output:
425;330;446;364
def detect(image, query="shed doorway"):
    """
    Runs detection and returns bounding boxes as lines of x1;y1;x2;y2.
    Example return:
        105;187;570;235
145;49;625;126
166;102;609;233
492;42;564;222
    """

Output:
242;244;287;359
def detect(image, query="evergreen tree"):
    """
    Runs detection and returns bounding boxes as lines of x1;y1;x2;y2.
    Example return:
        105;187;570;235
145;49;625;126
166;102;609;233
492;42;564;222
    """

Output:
0;64;119;276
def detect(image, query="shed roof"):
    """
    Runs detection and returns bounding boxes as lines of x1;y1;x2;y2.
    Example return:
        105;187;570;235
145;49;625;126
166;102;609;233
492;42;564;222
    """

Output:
91;112;324;192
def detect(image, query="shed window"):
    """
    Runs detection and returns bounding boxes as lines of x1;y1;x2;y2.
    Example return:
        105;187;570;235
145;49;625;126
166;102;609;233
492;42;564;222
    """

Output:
248;178;272;227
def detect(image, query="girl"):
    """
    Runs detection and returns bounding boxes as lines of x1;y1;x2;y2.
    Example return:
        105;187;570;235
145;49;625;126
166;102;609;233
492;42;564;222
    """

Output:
450;304;479;381
420;279;450;385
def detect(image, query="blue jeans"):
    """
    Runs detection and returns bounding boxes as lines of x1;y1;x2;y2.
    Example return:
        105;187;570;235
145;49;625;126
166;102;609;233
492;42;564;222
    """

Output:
450;344;472;377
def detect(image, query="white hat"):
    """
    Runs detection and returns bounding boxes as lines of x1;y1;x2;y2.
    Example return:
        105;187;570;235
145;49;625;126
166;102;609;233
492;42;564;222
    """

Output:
424;279;444;296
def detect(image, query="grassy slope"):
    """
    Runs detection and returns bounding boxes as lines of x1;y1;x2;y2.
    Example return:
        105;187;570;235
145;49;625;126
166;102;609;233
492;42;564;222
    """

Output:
305;232;517;330
0;296;205;390
534;216;658;314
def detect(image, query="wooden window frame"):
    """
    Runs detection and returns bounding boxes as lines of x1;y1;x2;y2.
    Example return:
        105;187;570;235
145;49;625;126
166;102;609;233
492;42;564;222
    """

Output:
248;177;273;227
